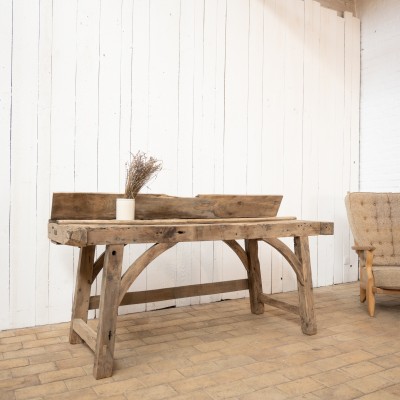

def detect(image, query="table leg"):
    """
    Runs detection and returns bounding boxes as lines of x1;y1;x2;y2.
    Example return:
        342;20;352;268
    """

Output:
245;239;264;315
294;236;317;335
70;245;96;344
93;244;124;379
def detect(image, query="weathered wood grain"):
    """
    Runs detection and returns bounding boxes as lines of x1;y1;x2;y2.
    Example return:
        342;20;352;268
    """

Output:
49;220;334;247
69;246;95;344
258;293;299;315
48;192;335;379
72;318;97;351
56;216;296;225
89;279;249;309
50;193;283;220
294;236;317;335
93;244;123;379
245;239;264;315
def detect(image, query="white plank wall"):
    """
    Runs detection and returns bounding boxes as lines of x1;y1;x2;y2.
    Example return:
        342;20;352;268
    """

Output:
0;0;360;330
356;0;400;192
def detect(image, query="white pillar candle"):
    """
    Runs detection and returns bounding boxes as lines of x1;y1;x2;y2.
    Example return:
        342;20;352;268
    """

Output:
116;198;135;220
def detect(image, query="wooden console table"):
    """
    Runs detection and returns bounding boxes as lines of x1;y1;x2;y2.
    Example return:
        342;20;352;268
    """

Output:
48;193;333;379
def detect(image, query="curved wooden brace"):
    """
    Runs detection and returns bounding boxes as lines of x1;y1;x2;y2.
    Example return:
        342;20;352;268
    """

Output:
118;242;176;304
223;240;249;272
262;238;304;286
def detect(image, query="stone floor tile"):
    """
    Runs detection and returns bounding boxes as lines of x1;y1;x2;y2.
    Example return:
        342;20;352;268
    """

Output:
14;382;67;400
239;386;290;400
242;371;290;390
38;367;86;384
276;377;324;397
339;361;384;378
125;384;178;400
311;382;364;399
206;380;255;399
93;377;144;396
347;373;393;394
2;283;400;400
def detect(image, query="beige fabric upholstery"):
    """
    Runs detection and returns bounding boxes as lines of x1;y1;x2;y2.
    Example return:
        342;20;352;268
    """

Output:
346;192;400;317
360;266;400;290
345;192;400;267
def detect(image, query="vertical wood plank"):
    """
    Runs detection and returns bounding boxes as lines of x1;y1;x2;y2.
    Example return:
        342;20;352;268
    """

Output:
191;0;205;304
119;0;134;192
131;0;150;153
343;12;360;282
75;0;101;319
70;246;95;343
10;0;39;328
128;0;151;313
349;15;361;279
246;0;264;195
176;0;195;307
75;0;100;193
281;0;304;293
223;0;249;194
0;0;12;330
93;244;123;379
146;0;180;310
316;6;337;287
221;0;249;300
96;0;122;314
213;0;226;199
49;0;77;324
333;16;346;284
212;0;227;304
97;0;122;193
199;0;222;303
263;0;285;294
302;0;321;288
247;0;270;300
35;0;53;326
117;0;136;316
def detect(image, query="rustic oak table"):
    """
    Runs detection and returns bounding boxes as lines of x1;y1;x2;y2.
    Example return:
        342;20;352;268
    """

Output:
48;193;333;379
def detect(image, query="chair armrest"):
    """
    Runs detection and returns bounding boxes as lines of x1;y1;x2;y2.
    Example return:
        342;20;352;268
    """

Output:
352;245;374;283
352;245;375;252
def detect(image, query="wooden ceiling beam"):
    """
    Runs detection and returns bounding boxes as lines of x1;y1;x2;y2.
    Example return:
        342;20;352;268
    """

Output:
313;0;355;15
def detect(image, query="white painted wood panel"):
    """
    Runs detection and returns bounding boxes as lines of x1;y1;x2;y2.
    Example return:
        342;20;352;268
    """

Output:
357;0;400;192
263;0;285;294
281;0;304;292
222;0;250;300
9;0;40;328
0;0;12;330
48;0;77;324
146;0;180;310
36;0;53;326
0;0;360;330
302;0;321;287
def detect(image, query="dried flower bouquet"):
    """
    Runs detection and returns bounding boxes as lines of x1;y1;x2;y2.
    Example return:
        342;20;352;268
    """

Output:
124;151;162;199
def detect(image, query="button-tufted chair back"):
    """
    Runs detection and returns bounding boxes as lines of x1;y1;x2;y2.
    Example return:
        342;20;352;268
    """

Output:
345;192;400;266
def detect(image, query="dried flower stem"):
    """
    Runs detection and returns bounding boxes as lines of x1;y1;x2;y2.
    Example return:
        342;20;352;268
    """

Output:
125;151;162;199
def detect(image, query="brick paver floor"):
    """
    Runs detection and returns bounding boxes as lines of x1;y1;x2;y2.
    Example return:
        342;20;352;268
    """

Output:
1;282;400;399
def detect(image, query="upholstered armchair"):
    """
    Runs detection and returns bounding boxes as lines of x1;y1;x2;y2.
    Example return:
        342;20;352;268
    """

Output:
345;192;400;316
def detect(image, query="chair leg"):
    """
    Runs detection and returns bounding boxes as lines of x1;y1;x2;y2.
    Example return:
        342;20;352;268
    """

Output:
366;282;375;317
365;250;375;317
360;285;366;303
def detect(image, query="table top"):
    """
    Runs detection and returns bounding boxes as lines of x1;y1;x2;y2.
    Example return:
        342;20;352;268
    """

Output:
48;217;334;247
